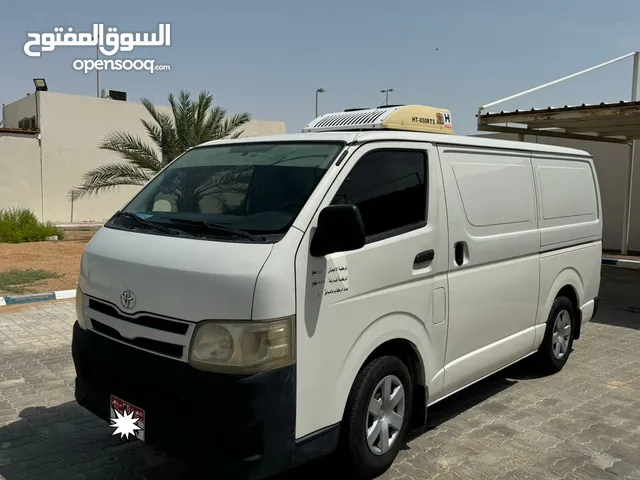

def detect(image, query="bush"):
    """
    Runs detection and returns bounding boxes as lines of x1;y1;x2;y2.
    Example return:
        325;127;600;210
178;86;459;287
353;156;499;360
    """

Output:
0;207;65;243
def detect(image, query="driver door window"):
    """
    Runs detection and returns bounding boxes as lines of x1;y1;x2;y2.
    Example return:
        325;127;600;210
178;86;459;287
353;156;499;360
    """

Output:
331;148;427;243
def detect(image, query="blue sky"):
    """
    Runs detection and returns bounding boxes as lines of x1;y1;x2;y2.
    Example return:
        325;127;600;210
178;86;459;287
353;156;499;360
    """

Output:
1;0;640;134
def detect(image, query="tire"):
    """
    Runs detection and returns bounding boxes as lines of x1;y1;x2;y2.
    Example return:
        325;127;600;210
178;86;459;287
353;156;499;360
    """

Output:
340;355;413;479
535;296;576;374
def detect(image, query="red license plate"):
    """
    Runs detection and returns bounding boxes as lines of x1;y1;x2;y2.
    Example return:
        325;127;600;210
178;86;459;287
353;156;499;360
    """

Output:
109;394;145;441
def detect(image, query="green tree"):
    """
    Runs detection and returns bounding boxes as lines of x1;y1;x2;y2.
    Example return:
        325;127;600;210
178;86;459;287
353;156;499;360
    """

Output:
70;90;251;199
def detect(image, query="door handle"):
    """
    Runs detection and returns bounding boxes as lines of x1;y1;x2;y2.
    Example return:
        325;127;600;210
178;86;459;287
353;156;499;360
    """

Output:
454;241;466;266
414;249;435;265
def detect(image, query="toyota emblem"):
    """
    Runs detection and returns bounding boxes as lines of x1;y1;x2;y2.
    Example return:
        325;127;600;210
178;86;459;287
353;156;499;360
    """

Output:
120;290;136;310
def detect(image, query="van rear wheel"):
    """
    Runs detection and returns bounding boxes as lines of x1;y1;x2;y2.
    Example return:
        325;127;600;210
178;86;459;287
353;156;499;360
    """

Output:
536;296;575;374
340;355;413;479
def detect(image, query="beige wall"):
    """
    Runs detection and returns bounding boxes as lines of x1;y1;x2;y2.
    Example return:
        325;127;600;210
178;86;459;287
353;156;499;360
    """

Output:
473;132;640;253
0;133;41;215
235;118;288;137
39;92;161;223
1;91;285;224
2;95;37;129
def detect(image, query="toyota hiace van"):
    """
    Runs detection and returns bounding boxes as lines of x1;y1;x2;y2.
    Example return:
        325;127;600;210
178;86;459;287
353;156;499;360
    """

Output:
72;105;601;479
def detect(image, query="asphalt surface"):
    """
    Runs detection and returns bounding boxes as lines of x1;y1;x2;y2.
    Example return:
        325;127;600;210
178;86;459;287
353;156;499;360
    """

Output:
0;266;639;479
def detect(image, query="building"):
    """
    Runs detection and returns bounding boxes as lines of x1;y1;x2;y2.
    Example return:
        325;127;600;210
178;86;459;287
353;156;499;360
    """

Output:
0;91;286;224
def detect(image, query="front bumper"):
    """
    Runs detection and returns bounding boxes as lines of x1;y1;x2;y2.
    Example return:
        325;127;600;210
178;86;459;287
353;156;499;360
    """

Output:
71;322;297;479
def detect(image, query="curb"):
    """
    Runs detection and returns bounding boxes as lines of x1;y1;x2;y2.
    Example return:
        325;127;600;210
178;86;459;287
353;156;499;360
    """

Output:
601;258;640;269
0;289;76;307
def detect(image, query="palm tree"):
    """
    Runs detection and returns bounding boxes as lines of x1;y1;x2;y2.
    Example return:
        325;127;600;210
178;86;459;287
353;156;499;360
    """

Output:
70;90;251;199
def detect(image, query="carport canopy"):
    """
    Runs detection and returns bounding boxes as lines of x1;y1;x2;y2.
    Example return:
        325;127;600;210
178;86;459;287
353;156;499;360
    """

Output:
476;52;640;255
478;100;640;145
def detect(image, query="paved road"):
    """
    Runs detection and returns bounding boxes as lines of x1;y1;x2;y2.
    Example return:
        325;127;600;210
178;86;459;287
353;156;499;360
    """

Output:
1;266;639;479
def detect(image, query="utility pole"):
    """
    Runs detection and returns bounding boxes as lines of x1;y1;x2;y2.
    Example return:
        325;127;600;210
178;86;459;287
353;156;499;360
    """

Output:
315;88;325;117
380;88;394;106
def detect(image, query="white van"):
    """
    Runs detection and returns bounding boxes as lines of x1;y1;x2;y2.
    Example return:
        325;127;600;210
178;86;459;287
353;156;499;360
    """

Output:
72;105;601;479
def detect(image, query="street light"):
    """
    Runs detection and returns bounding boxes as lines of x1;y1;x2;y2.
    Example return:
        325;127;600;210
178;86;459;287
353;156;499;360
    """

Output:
33;78;48;92
315;88;325;117
380;88;394;106
32;78;48;222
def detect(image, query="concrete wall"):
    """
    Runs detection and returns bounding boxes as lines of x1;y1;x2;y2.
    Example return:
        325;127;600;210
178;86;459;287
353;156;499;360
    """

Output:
473;132;640;253
39;92;163;223
236;118;288;137
0;132;41;215
1;91;286;224
2;95;37;129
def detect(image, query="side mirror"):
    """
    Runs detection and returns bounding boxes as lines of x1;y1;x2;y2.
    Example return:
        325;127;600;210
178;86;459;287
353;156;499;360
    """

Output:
310;204;366;257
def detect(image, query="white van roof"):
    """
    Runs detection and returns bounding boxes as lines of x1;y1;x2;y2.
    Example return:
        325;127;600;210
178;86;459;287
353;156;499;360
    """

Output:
198;130;592;158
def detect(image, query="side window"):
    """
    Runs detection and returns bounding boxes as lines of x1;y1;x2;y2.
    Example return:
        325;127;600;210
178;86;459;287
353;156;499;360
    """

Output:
331;149;427;240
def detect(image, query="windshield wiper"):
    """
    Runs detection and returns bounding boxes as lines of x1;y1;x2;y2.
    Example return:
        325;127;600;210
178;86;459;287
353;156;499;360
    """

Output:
166;218;262;241
114;211;180;236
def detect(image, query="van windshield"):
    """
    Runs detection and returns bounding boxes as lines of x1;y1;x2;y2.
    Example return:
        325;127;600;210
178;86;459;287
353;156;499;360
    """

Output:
106;141;345;242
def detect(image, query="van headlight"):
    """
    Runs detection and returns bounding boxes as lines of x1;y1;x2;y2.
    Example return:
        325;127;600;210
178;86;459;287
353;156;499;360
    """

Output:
75;286;88;330
188;316;295;374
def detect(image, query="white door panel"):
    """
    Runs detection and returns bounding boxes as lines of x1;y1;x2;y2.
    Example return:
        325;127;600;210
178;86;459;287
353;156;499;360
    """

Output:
438;146;540;396
294;141;449;439
532;155;601;249
445;255;538;360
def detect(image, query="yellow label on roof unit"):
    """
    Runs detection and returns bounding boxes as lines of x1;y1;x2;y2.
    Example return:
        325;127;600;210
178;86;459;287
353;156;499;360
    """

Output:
303;104;454;135
384;105;454;134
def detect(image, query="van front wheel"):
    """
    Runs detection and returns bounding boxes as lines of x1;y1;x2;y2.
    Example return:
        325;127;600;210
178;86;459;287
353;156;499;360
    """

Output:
340;355;413;479
536;296;575;374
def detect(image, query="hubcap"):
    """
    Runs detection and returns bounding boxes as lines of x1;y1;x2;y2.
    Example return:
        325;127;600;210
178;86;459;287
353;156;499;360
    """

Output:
552;309;572;359
366;374;405;456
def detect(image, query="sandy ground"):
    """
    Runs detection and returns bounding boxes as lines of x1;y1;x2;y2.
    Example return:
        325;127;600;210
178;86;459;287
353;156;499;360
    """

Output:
0;241;87;295
0;228;99;296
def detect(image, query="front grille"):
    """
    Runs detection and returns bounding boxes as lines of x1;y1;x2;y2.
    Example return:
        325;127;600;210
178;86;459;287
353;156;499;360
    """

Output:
90;319;184;358
84;295;194;362
88;298;189;334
